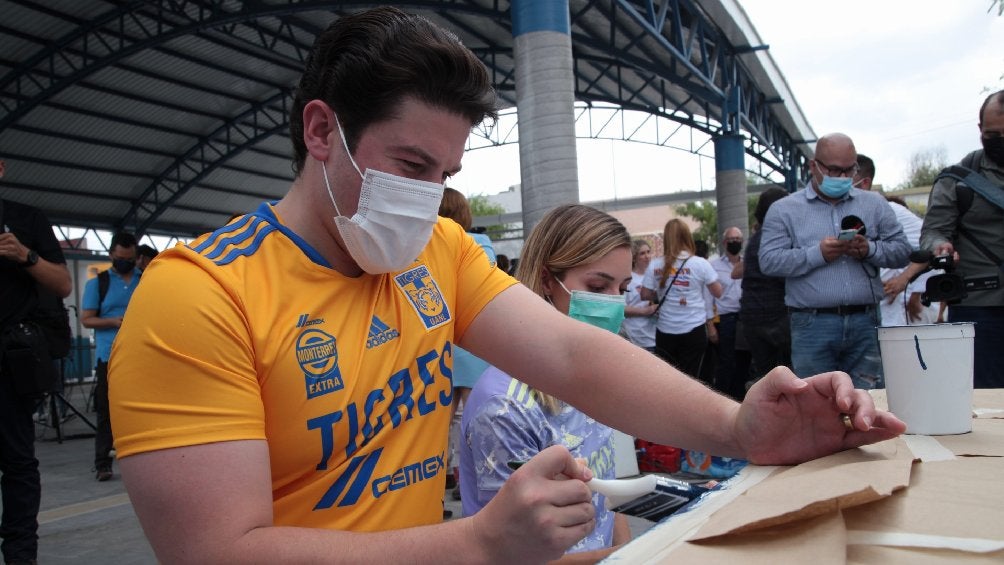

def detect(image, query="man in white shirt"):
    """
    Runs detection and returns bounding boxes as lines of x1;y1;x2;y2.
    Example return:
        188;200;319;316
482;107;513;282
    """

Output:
854;154;939;325
712;227;751;399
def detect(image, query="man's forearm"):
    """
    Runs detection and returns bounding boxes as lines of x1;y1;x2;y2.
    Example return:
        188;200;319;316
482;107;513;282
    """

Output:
760;245;825;278
549;325;742;457
28;258;72;297
80;316;121;329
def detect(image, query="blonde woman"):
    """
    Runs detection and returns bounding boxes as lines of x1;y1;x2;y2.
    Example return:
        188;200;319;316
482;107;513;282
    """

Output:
621;239;658;351
459;204;633;561
641;219;723;380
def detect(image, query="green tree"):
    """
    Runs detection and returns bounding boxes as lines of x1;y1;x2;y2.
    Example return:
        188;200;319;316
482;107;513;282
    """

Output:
674;195;760;249
896;148;948;189
468;194;514;239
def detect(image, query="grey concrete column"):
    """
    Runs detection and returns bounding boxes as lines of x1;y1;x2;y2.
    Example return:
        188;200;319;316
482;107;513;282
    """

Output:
512;0;578;234
714;134;749;243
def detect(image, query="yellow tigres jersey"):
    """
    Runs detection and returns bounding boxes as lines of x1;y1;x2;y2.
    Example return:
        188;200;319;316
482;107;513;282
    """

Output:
109;203;516;532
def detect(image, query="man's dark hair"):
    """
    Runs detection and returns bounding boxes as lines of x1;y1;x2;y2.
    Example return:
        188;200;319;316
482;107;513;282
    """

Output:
694;239;709;259
856;154;875;180
884;194;908;208
289;7;498;175
979;89;1004;126
110;231;137;251
754;187;788;226
137;244;158;259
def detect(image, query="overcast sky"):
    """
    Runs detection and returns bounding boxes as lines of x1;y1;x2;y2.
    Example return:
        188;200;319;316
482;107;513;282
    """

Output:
451;1;1004;202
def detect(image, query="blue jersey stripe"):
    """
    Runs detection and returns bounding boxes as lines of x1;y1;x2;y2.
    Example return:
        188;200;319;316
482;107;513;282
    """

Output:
204;219;268;261
313;453;364;511
191;214;255;255
370;316;390;335
212;224;276;266
339;448;383;507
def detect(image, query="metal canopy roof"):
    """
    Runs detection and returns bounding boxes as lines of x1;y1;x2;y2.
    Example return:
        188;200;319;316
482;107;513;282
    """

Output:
0;0;814;240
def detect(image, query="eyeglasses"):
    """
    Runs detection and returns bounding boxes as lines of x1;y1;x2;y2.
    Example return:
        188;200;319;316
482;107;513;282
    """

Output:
814;159;858;178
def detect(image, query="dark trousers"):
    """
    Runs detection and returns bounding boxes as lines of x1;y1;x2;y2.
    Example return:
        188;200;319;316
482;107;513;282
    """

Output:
94;360;114;470
0;371;40;562
949;306;1004;389
714;313;752;401
744;316;792;382
655;325;708;383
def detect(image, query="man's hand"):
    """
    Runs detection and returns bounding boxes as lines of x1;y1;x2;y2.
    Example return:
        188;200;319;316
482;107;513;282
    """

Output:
734;367;906;465
470;445;595;563
843;234;869;260
883;273;908;303
820;237;849;262
0;232;30;263
730;258;744;280
626;303;658;317
935;242;960;263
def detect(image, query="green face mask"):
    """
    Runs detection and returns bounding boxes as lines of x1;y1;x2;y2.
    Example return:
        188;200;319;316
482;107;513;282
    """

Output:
556;278;626;334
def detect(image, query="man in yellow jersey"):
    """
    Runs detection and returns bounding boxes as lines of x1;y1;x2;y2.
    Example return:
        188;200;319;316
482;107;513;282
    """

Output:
109;7;906;563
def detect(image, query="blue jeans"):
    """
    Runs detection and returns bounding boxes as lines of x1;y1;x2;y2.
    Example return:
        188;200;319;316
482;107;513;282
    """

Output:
949;306;1004;389
789;309;883;389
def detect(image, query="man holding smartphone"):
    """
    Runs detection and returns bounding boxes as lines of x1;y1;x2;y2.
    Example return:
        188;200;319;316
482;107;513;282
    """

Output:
759;133;911;389
1;159;74;565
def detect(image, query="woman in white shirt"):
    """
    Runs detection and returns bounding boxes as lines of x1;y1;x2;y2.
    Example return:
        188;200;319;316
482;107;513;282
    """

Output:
621;239;658;351
642;219;722;379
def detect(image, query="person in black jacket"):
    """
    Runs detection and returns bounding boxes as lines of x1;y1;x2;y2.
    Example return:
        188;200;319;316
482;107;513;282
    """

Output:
1;159;73;565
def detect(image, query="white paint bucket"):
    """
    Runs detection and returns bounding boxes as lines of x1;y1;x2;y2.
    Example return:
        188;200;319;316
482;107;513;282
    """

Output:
877;323;974;435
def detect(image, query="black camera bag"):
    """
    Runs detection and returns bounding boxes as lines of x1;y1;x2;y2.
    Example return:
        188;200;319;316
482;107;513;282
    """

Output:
32;301;72;359
0;320;57;398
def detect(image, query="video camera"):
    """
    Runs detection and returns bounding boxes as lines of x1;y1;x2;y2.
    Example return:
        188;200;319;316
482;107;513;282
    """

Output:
909;250;1000;306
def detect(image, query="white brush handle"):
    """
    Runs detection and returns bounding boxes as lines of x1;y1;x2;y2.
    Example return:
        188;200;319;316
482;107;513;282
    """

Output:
587;475;658;509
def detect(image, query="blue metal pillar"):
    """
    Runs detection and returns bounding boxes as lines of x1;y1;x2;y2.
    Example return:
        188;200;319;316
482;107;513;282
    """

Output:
511;0;578;234
714;133;749;244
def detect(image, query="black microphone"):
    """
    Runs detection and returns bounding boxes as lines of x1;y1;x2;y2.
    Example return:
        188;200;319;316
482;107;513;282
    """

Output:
906;250;934;284
840;215;866;236
909;250;933;264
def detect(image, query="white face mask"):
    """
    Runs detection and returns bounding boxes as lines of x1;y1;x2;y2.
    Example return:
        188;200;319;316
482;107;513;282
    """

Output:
322;118;444;274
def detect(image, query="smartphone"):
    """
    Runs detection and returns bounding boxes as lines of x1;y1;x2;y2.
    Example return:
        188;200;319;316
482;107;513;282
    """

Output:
837;229;858;241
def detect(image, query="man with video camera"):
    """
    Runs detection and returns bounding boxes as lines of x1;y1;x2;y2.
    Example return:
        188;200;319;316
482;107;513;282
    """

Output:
1;159;73;565
921;90;1004;389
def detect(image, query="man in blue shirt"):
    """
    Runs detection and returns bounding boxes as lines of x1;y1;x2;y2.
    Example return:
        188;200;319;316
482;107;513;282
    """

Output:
81;231;141;481
759;133;910;389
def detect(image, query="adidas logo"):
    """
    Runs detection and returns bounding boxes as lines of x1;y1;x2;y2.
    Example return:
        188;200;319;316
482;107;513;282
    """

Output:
366;316;400;349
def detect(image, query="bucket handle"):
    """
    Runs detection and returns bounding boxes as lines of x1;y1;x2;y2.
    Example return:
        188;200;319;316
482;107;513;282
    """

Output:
914;335;928;370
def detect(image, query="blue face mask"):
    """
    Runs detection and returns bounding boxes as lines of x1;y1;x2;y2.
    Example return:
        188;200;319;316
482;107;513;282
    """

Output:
818;175;853;199
555;278;626;334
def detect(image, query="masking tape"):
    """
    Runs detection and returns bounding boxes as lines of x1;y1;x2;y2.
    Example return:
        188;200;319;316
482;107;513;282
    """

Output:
848;531;1004;553
902;434;956;462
